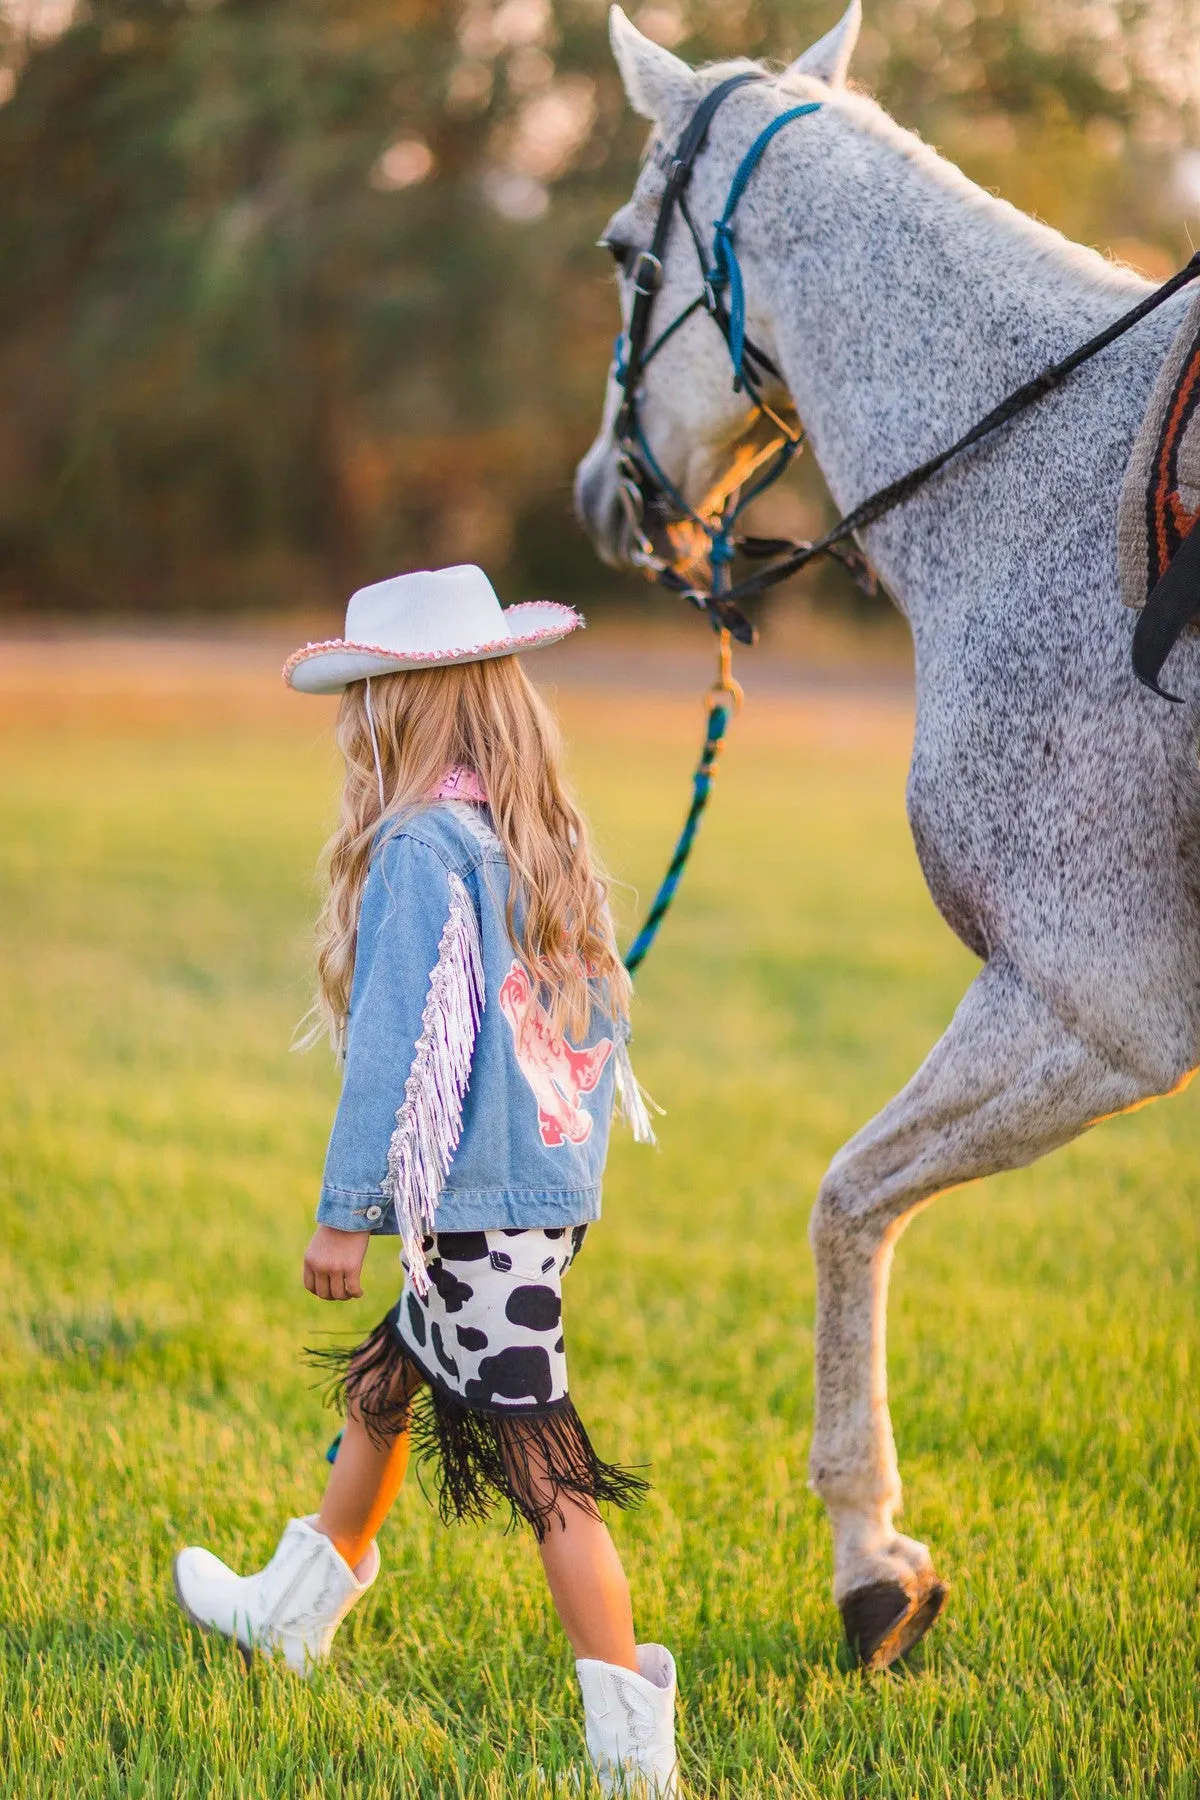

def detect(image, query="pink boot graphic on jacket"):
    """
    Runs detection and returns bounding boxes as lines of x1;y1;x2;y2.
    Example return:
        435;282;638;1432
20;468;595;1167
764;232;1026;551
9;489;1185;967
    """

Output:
498;961;613;1147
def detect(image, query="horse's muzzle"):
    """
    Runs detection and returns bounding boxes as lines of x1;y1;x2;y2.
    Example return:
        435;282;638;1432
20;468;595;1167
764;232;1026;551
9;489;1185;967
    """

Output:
573;439;629;567
574;438;685;574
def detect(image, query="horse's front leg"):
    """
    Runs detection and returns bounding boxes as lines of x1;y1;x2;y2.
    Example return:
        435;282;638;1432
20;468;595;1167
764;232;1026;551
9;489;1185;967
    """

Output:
809;950;1171;1669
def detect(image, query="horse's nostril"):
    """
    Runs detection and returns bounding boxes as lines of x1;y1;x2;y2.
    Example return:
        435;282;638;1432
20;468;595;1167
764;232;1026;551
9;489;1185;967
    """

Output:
603;487;626;550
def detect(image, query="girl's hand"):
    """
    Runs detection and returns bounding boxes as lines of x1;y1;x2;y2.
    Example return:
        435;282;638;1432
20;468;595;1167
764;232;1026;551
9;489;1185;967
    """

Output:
303;1226;370;1301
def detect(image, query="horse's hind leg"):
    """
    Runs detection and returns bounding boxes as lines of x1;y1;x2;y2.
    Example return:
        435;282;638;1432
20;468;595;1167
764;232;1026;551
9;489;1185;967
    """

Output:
808;950;1171;1670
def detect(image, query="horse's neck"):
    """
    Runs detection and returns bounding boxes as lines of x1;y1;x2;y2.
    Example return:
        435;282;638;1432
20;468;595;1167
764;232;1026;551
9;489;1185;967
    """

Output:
759;99;1151;512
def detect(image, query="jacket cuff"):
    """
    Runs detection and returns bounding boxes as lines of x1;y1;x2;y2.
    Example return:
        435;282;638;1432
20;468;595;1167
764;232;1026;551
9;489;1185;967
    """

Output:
316;1186;399;1235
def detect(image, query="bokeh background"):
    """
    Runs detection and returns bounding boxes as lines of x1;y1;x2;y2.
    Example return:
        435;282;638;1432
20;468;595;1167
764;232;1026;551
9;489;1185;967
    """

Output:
1;0;1198;621
3;6;1200;1796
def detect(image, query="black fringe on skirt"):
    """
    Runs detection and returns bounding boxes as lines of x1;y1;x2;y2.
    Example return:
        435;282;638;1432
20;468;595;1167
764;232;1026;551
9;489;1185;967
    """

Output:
306;1316;648;1543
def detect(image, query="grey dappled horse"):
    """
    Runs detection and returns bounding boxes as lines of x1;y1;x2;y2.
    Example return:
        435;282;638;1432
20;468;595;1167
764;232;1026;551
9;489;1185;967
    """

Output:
575;2;1200;1668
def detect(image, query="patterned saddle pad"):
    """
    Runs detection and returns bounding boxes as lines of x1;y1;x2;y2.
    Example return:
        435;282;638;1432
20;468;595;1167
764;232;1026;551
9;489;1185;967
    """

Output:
1118;288;1200;610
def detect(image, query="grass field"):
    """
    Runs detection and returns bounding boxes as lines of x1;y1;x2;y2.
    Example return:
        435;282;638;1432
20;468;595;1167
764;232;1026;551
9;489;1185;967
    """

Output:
0;650;1196;1797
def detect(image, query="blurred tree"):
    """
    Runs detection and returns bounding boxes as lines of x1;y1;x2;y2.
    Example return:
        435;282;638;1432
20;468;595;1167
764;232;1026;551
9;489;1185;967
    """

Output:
0;0;1195;613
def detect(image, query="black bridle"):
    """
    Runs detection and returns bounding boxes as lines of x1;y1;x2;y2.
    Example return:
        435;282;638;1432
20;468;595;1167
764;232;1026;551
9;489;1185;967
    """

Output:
607;74;1200;697
610;75;838;645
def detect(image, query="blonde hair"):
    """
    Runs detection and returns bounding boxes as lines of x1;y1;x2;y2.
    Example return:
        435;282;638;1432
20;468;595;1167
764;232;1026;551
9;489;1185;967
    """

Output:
303;656;630;1057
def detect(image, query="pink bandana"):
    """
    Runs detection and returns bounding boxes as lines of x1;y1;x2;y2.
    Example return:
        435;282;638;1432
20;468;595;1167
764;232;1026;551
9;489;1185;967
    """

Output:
433;765;488;804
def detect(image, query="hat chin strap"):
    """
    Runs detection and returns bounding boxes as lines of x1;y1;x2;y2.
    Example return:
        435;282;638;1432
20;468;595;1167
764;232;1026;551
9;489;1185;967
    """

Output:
364;677;386;811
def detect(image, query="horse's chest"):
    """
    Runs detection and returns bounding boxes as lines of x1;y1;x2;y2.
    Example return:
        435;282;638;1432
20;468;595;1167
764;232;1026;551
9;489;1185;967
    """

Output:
902;631;1088;961
905;732;992;959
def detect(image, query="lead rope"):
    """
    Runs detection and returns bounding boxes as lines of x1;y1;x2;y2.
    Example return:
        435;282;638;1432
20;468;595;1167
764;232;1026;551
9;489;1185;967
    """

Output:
624;630;743;974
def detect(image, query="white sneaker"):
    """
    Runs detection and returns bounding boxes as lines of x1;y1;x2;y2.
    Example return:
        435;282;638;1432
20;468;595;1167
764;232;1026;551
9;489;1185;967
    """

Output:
173;1516;378;1674
575;1643;679;1797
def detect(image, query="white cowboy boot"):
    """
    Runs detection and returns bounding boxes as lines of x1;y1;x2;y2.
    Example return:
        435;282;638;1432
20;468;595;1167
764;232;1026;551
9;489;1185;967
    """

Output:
173;1516;378;1674
575;1643;679;1797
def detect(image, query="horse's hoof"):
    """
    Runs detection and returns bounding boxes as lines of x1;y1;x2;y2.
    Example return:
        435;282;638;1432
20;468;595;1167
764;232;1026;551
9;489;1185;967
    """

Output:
840;1569;948;1670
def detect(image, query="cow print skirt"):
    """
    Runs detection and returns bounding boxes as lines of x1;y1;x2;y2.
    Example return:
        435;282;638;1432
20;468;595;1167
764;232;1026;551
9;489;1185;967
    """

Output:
310;1227;647;1540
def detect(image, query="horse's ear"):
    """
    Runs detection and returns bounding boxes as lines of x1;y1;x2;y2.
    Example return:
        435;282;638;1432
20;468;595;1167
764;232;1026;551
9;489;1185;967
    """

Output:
784;0;861;87
609;5;698;123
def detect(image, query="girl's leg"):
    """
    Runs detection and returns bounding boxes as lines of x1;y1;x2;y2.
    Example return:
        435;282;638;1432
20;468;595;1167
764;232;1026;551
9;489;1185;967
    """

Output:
537;1495;638;1672
315;1366;422;1569
545;1493;678;1795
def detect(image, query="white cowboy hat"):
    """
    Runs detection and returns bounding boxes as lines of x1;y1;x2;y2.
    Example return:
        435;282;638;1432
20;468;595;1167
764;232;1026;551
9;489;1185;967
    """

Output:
283;564;584;695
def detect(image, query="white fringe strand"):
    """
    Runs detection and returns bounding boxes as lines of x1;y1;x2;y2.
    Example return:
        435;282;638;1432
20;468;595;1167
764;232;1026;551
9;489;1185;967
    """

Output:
385;872;485;1295
613;1037;661;1146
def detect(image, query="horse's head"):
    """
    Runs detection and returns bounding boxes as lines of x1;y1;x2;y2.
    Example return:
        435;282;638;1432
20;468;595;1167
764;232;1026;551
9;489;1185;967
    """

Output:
574;2;861;573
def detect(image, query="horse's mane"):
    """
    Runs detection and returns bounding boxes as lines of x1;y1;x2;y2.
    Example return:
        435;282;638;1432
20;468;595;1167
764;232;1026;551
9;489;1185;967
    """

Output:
688;56;1148;299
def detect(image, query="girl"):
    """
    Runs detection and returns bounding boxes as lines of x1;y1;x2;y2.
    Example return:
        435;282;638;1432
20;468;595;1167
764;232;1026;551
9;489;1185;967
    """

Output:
173;565;678;1797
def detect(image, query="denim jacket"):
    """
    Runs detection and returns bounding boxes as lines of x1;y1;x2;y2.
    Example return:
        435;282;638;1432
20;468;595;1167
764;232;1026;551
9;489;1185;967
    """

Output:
317;800;651;1288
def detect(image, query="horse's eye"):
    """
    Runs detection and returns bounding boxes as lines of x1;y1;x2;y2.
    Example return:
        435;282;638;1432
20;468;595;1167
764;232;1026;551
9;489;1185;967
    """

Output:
599;238;632;272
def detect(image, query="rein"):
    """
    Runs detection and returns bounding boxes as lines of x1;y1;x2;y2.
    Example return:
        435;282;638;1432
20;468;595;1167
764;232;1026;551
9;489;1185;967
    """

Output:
716;251;1200;703
615;75;1200;973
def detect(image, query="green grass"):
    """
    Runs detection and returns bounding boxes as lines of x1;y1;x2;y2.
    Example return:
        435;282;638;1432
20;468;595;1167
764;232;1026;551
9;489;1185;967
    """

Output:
0;685;1196;1798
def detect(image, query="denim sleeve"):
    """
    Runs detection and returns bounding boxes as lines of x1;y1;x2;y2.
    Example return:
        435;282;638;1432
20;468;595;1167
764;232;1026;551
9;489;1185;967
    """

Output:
316;833;458;1234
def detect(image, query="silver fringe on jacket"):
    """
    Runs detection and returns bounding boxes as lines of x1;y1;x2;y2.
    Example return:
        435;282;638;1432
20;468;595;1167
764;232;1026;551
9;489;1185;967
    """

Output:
385;871;485;1293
